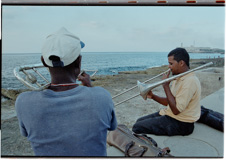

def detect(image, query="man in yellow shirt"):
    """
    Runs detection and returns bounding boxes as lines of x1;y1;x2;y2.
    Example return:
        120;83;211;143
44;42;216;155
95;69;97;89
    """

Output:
132;48;201;136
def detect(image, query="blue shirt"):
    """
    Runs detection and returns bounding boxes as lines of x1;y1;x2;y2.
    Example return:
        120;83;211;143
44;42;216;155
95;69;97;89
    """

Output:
15;86;117;156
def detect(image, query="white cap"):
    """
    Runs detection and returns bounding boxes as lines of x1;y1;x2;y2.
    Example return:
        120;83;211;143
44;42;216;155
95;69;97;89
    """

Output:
42;27;85;67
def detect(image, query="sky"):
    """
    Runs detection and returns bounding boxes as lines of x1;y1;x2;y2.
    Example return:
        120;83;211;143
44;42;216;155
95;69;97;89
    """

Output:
2;6;225;53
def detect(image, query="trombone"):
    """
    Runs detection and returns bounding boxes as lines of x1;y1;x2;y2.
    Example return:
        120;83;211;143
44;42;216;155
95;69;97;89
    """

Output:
14;63;98;90
113;69;170;106
114;62;213;106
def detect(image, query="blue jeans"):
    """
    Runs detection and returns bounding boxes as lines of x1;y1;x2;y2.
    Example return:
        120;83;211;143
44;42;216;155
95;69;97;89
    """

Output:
132;112;194;136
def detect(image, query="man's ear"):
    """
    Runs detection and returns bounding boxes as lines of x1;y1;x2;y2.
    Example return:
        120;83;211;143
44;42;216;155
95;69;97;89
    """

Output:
179;60;185;67
41;56;49;67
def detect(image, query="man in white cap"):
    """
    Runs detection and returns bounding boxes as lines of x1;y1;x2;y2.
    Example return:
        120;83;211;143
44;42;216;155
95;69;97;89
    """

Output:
15;27;117;156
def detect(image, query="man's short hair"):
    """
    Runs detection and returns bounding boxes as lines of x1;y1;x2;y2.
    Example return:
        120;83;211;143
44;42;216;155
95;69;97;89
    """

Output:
168;48;190;68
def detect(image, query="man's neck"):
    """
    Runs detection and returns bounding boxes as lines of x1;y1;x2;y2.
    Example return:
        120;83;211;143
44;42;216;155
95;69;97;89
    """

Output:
49;74;79;92
180;66;189;74
48;83;79;92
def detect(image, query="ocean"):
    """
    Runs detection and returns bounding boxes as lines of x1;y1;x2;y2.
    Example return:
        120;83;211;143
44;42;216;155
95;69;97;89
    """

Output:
2;52;224;90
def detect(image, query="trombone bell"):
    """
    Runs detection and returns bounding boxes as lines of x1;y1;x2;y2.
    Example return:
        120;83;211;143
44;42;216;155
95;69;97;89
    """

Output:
137;80;158;100
26;73;37;84
137;81;148;100
14;63;98;90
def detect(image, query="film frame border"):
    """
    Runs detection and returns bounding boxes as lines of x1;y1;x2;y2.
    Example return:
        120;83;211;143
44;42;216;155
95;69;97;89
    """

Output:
1;0;225;6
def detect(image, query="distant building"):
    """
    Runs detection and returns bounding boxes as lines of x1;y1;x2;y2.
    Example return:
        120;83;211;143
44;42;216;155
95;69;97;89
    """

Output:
179;43;224;54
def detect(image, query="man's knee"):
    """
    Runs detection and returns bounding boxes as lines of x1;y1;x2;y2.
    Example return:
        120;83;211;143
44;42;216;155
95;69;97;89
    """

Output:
135;116;144;123
132;123;142;134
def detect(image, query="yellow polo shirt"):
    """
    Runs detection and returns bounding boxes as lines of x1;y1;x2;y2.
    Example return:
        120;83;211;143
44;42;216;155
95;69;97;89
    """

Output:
159;72;201;123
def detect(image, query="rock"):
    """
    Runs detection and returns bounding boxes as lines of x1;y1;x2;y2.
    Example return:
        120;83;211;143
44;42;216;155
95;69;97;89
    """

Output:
1;89;27;101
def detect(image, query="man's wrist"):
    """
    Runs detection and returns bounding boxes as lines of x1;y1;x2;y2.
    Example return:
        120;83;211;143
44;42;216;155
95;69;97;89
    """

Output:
84;82;92;87
86;84;92;87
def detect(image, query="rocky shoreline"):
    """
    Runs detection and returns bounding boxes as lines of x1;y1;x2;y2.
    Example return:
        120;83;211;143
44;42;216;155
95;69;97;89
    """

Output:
1;57;224;156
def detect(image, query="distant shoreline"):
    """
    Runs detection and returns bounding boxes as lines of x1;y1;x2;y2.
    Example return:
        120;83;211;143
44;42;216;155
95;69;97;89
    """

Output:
1;57;224;91
117;57;224;75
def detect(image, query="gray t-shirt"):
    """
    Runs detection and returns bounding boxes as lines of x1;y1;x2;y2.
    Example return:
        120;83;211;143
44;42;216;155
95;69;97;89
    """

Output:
15;86;117;156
